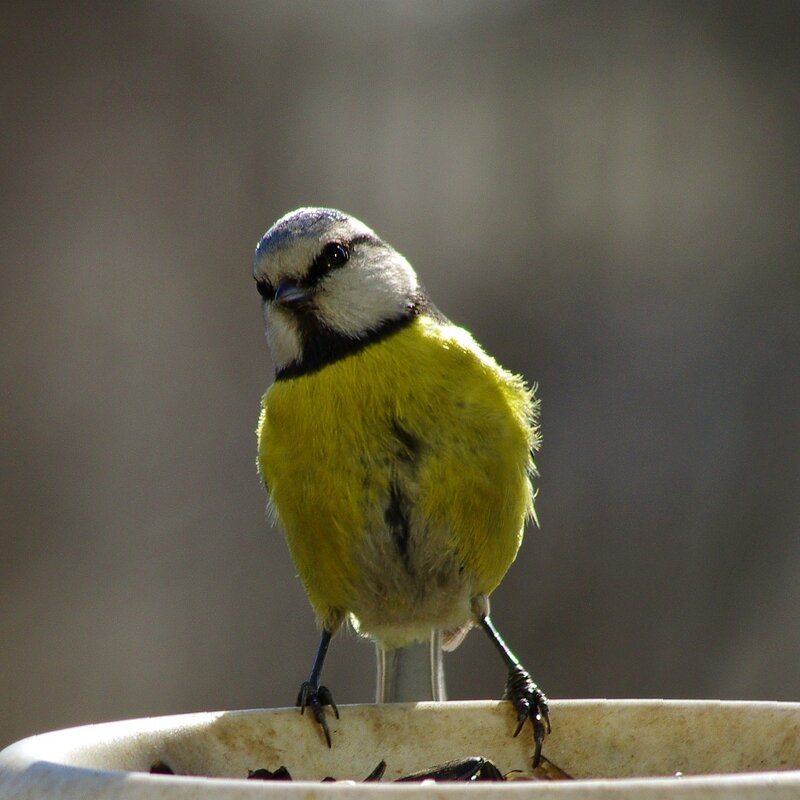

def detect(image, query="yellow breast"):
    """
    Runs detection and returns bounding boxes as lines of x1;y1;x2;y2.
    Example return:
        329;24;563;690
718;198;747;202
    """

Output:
257;315;538;635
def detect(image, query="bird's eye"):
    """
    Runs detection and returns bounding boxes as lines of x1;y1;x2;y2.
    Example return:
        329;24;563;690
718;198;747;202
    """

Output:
306;241;350;287
255;278;274;301
324;242;349;266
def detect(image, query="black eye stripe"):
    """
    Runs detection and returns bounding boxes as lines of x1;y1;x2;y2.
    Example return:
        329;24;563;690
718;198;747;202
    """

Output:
257;234;378;302
326;242;348;265
255;278;275;301
306;240;351;286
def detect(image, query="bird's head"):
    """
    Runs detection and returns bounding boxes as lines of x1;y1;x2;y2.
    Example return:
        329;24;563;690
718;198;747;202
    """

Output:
253;208;421;377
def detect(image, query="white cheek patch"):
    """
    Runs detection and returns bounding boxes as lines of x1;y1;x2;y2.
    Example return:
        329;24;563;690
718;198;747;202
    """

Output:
265;307;303;369
259;243;316;287
314;251;419;338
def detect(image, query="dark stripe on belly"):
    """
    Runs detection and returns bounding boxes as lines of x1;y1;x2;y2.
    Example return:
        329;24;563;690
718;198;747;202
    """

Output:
385;481;413;574
391;420;422;463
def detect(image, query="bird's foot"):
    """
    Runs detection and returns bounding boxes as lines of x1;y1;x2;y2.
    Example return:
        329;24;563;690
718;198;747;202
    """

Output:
297;681;339;747
505;665;551;767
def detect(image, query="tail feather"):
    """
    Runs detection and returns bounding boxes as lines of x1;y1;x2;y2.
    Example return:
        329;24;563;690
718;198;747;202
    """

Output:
376;631;446;702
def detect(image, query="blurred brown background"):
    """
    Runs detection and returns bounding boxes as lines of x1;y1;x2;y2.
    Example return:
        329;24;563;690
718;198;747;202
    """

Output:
1;1;798;748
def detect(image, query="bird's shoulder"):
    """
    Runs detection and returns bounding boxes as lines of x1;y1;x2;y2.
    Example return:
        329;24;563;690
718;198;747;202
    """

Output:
259;312;534;420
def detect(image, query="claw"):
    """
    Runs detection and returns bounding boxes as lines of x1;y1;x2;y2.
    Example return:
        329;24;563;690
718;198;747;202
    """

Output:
297;681;338;747
317;685;339;719
505;665;550;767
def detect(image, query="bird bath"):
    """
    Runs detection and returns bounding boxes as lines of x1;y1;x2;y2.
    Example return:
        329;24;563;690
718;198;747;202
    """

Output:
1;699;799;797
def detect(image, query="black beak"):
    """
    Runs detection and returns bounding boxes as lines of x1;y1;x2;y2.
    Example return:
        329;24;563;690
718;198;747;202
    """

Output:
274;279;309;307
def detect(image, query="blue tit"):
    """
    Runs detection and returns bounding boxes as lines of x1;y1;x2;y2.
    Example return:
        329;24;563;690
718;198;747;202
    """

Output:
254;208;550;764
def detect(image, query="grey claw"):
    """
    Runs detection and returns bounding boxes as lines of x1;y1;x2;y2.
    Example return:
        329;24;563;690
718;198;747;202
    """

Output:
297;681;338;747
505;665;550;767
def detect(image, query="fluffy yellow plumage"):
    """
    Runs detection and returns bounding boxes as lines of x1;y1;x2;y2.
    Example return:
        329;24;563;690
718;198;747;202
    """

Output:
253;207;549;763
258;313;538;648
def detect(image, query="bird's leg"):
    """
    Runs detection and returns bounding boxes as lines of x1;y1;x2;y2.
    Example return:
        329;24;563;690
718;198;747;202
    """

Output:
296;628;339;747
477;613;550;767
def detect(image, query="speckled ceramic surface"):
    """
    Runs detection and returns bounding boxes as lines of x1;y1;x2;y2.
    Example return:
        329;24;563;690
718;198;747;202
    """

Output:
1;700;799;797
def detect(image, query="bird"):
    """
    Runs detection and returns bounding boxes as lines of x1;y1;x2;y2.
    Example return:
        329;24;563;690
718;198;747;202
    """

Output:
253;207;550;765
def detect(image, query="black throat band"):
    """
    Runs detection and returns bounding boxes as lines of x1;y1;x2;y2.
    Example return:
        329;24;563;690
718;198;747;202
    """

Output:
274;300;424;382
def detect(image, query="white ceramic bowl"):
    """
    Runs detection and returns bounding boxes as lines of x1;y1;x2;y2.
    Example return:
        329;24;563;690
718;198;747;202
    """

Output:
1;700;799;797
